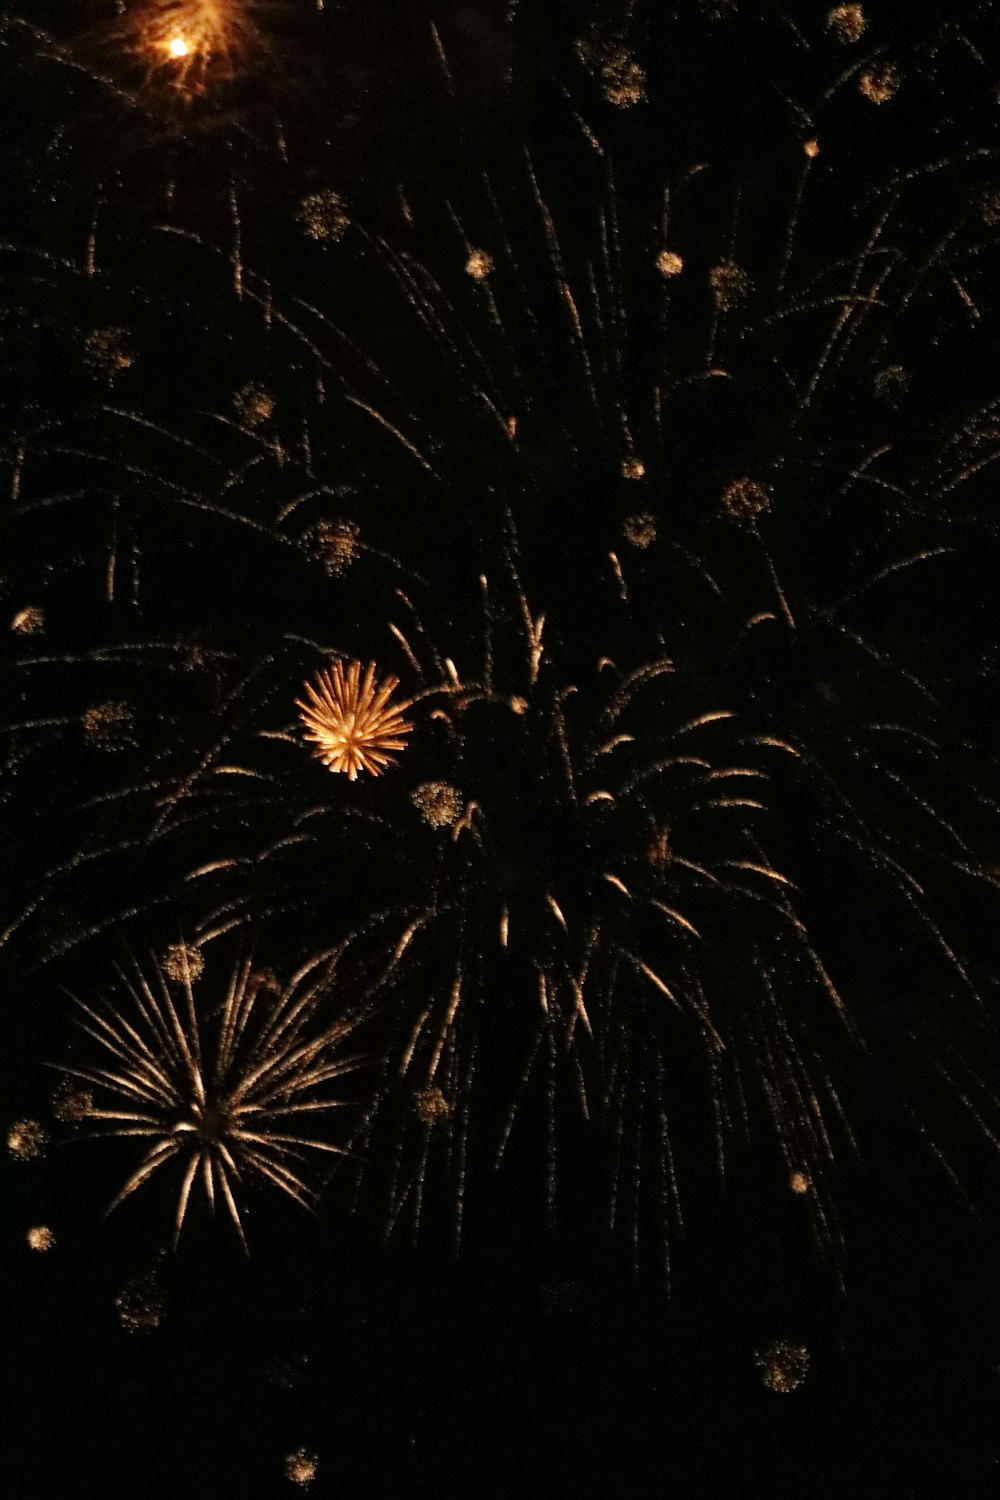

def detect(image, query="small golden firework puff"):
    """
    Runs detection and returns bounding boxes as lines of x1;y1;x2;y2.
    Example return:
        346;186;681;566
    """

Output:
296;660;413;780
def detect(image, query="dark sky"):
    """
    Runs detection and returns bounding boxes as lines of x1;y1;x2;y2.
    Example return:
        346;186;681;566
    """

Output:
3;3;1000;1495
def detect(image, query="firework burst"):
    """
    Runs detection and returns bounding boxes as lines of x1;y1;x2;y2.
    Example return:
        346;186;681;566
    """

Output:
56;942;366;1250
316;553;849;1271
296;659;413;780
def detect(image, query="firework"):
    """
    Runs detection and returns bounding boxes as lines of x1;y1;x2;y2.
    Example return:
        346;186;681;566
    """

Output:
411;781;463;830
81;700;137;751
10;607;44;637
52;1081;94;1123
283;1448;318;1487
7;1119;48;1161
161;941;205;983
296;660;413;781
61;0;262;101
858;61;901;105
57;944;366;1250
297;190;351;244
326;558;858;1268
826;5;867;43
115;1258;167;1331
756;1340;810;1394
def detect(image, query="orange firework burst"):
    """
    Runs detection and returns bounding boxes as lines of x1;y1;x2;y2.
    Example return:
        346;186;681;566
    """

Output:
138;0;240;92
296;661;413;780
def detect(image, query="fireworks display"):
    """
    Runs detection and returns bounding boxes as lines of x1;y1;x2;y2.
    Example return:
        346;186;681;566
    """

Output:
3;1;1000;1492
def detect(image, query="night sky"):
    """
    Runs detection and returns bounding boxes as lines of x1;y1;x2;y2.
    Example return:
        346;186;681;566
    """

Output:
4;3;1000;1495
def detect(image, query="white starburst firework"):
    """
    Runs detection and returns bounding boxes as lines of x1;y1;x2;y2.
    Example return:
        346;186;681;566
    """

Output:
296;659;413;780
58;945;364;1251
